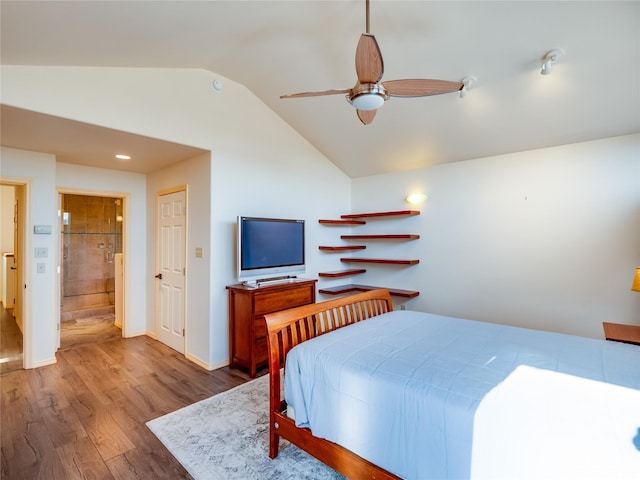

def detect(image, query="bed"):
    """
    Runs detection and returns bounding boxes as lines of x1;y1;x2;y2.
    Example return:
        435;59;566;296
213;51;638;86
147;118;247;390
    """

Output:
264;288;640;479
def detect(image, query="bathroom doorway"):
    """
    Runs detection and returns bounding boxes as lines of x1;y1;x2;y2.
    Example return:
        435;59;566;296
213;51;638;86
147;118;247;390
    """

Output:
60;193;124;349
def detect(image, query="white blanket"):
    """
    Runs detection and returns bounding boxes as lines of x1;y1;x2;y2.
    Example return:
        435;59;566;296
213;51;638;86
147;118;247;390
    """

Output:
472;365;640;479
285;310;640;479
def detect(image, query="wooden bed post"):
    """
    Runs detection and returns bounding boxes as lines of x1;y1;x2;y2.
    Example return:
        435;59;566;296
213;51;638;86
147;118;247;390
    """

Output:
267;333;282;459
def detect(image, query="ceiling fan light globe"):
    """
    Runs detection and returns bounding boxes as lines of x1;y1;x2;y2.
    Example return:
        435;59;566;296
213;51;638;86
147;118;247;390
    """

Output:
351;92;385;111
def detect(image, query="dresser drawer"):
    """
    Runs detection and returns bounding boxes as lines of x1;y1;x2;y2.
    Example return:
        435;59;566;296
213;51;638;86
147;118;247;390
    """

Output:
255;337;268;364
254;286;314;315
255;317;267;339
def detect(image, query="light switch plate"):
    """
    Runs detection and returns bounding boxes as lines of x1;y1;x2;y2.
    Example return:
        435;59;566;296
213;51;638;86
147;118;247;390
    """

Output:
34;247;48;258
34;225;52;234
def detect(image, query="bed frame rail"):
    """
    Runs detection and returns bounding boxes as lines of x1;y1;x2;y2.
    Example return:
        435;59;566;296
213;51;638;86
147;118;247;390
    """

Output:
264;288;399;480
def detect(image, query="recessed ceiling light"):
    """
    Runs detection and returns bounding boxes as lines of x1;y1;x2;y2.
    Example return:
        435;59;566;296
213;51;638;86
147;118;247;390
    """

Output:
115;154;131;160
212;79;223;92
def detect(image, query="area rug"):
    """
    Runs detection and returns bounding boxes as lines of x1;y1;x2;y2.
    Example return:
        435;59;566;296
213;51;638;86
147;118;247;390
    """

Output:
146;374;345;480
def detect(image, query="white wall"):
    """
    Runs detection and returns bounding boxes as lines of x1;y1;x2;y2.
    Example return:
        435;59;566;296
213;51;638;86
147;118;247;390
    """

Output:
147;152;212;366
208;116;352;368
56;162;147;337
351;134;640;339
2;65;351;369
0;147;57;367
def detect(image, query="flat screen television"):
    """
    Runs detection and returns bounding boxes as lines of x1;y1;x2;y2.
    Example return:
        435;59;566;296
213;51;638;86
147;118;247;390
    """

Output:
237;216;305;283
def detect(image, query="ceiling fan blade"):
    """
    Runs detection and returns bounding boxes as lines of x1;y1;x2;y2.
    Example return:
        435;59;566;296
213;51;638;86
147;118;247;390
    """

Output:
357;109;377;125
383;79;463;97
280;88;351;99
355;33;384;84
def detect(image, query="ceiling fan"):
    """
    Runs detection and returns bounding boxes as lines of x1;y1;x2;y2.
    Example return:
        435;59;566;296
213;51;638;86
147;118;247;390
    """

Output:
280;0;464;125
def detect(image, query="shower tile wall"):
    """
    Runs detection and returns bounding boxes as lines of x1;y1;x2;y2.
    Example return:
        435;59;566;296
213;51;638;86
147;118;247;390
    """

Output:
61;194;122;320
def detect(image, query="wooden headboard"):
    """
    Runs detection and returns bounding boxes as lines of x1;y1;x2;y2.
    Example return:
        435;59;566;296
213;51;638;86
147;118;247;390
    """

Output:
263;288;398;479
265;288;393;374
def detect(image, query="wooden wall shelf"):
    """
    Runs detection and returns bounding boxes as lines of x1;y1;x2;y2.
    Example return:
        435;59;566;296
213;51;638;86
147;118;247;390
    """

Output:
318;209;420;298
318;269;367;278
340;210;420;219
319;284;419;298
319;219;366;225
341;258;419;265
341;234;419;240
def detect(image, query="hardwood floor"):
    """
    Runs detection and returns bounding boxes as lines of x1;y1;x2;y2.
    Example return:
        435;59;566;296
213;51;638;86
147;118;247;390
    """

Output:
60;314;122;349
0;305;123;374
1;333;255;479
0;306;22;375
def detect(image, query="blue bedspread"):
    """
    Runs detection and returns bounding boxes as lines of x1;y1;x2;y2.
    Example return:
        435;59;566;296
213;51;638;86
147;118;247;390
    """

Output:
284;310;640;479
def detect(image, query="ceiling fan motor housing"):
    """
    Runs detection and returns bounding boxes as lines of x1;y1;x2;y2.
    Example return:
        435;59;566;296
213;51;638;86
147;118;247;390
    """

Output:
348;83;389;110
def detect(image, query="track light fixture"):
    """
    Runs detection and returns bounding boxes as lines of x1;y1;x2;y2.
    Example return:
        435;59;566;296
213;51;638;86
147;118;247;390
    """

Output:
459;76;477;98
540;49;565;75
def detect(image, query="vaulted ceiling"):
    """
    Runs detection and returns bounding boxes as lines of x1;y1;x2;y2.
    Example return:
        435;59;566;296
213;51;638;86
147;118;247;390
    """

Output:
1;1;639;177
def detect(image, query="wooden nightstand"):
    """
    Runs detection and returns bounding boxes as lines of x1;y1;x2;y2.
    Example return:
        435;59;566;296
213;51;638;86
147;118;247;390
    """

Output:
602;322;640;346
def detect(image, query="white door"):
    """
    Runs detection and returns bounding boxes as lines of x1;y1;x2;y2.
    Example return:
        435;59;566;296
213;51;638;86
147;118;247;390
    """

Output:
156;190;186;353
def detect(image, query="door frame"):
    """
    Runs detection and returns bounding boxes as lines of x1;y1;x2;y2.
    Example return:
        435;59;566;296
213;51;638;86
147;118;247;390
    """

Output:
57;188;130;344
155;185;187;354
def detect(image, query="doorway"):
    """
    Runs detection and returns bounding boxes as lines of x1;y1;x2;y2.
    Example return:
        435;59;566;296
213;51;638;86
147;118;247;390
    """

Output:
59;193;123;349
0;183;25;373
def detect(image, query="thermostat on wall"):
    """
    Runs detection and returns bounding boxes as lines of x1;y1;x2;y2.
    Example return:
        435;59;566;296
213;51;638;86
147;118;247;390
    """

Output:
34;225;52;234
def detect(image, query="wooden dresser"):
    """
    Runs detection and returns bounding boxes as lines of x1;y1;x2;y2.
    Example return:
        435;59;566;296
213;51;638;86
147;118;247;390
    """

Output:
227;279;317;377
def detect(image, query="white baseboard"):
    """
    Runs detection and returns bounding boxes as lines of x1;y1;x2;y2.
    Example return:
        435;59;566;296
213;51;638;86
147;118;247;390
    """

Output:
30;357;57;369
141;332;228;371
208;358;230;370
122;330;146;338
185;352;229;371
